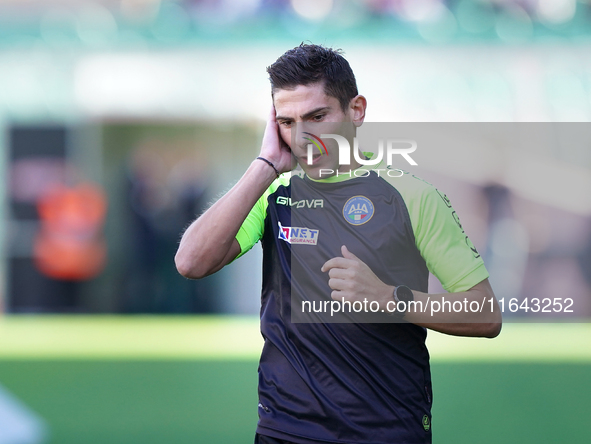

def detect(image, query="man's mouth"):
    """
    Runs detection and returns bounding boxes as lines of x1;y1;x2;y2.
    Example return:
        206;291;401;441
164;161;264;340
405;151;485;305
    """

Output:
302;152;323;165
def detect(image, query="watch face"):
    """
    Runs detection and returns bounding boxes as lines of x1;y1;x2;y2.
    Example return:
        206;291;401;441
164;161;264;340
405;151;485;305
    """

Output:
395;285;414;303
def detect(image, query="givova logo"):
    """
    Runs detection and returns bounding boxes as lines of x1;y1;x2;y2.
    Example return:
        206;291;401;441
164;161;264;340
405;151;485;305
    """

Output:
278;221;319;245
343;196;374;226
276;196;324;208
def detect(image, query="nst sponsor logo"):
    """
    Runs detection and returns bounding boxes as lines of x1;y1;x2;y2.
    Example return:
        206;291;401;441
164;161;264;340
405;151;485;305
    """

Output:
278;221;319;245
276;196;324;208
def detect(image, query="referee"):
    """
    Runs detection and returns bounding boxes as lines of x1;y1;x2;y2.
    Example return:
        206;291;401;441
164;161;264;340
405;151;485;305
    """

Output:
176;43;502;444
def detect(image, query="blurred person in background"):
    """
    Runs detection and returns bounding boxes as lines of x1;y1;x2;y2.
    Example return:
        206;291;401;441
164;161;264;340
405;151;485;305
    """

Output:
125;144;210;313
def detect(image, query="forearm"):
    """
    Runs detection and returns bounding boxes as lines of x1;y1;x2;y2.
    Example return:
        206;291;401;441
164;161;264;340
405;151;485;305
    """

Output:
402;280;502;338
324;250;502;338
175;159;277;279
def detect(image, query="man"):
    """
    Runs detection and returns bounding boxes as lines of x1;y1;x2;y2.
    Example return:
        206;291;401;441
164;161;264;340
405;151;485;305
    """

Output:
176;43;502;444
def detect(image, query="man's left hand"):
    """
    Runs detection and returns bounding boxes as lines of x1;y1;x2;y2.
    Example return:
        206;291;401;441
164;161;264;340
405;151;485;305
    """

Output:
321;245;393;309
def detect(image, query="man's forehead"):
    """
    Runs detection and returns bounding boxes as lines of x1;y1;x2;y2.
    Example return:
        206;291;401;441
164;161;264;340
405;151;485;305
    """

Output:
273;84;338;118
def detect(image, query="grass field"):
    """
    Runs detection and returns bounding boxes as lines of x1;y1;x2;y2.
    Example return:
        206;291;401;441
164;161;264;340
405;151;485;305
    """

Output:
0;317;589;444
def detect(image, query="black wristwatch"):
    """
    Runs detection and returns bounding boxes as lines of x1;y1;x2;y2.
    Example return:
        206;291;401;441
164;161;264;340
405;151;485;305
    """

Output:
390;285;414;319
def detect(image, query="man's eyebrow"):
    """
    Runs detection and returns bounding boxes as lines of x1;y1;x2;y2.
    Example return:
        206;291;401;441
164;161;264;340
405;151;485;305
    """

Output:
301;107;330;120
275;107;331;122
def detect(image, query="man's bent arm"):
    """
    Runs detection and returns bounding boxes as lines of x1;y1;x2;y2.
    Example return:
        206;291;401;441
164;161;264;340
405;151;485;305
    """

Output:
176;106;294;279
175;160;277;279
372;279;502;338
402;279;502;338
323;247;502;338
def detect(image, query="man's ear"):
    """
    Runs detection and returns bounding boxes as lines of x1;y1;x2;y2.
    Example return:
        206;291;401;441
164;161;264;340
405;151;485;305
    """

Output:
349;95;367;127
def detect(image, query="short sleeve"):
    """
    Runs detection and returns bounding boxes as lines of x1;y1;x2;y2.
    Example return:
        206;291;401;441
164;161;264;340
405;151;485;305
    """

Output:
234;173;290;260
234;193;267;260
393;174;489;293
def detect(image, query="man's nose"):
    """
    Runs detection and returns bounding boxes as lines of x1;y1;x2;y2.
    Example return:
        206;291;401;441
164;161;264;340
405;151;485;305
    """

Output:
293;122;310;148
297;122;323;147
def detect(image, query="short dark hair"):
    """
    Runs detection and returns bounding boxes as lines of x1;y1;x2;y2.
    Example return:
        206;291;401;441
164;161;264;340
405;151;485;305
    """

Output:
267;43;358;112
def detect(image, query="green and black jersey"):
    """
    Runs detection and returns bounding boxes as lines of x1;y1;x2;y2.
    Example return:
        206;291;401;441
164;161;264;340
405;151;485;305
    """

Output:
236;163;488;444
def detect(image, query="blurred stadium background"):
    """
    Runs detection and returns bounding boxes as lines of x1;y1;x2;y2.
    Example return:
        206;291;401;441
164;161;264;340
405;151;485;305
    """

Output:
0;0;590;443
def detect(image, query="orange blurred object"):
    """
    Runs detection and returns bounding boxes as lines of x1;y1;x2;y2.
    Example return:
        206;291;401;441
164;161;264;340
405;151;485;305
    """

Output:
34;182;108;281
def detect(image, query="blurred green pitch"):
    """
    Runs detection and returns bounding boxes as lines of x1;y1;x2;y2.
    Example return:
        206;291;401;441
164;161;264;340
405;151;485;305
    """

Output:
0;317;589;444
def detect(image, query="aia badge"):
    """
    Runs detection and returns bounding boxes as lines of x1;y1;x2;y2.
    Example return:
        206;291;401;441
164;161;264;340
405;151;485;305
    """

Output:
343;196;374;226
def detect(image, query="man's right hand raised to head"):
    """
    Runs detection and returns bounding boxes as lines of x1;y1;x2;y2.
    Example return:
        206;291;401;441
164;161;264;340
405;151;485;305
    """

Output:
175;106;294;280
259;105;297;174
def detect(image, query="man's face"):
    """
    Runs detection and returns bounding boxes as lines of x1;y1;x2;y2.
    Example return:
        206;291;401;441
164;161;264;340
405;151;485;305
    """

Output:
273;83;358;179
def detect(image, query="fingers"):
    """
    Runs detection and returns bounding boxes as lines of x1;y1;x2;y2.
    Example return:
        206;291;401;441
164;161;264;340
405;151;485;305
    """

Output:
326;267;349;279
321;257;353;273
341;245;359;261
321;246;361;273
330;290;345;301
327;277;347;291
